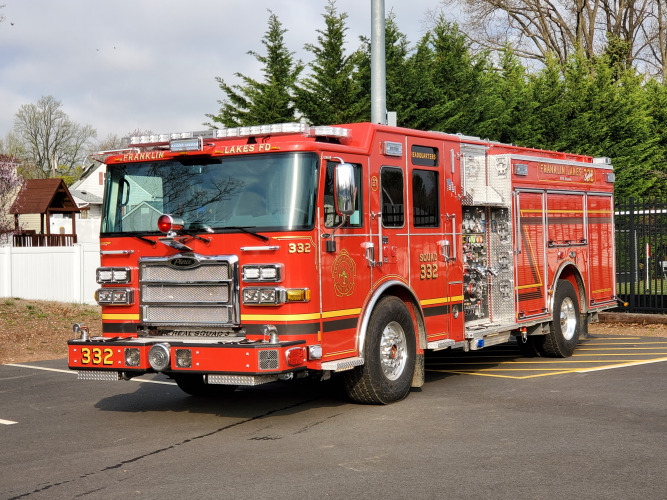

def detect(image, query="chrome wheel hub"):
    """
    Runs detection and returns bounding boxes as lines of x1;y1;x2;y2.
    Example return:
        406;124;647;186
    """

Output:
380;321;407;381
559;297;577;340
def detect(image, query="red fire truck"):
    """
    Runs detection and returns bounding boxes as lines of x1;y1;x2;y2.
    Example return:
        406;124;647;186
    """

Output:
68;122;616;404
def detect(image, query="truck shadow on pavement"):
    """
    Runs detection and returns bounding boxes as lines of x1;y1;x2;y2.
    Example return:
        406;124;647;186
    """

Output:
93;377;348;417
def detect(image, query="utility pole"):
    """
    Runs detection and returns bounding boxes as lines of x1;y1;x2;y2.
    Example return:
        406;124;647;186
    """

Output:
371;0;386;125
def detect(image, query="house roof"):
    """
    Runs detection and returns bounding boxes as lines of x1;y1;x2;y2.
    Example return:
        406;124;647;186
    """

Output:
71;189;103;204
9;178;81;215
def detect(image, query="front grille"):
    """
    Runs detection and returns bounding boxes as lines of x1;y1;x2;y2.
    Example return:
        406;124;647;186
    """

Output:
140;254;239;327
142;263;230;282
141;284;230;303
143;305;231;324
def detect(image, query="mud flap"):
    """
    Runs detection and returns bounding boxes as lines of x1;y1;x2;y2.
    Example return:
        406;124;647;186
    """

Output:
411;353;425;388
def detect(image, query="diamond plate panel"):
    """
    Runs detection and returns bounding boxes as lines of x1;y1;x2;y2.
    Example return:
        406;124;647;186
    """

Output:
207;374;278;386
77;370;122;381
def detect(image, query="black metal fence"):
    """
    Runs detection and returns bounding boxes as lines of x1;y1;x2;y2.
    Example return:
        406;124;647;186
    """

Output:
615;197;667;313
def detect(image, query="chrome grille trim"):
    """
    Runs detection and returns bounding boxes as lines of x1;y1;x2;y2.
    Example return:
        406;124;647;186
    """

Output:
139;254;239;327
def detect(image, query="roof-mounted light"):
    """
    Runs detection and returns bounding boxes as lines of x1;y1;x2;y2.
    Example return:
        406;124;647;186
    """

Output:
128;122;352;147
170;137;202;152
157;214;184;234
306;125;351;139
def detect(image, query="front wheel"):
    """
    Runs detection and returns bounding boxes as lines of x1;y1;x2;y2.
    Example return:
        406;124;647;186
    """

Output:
343;296;416;404
543;280;580;357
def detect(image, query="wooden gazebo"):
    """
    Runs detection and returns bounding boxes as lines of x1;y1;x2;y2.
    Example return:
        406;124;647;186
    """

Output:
9;178;81;246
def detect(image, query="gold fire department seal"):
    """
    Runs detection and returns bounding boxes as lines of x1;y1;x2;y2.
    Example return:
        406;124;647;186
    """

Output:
332;249;356;297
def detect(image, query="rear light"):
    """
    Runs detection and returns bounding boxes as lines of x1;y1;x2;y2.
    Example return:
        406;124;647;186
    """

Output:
157;214;184;233
286;347;305;366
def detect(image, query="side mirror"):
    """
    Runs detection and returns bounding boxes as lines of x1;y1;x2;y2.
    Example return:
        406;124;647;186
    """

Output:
334;163;356;217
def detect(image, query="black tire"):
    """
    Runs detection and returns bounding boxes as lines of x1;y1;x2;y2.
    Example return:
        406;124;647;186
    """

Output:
543;280;580;357
343;296;416;404
173;374;237;397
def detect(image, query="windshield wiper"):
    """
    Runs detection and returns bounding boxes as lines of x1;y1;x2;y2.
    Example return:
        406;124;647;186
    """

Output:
134;235;157;245
181;227;213;243
224;226;270;242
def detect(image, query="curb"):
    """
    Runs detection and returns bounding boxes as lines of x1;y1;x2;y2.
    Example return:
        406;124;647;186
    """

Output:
599;312;667;325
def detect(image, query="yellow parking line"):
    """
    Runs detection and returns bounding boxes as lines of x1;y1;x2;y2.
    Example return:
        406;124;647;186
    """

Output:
428;360;651;365
574;353;667;356
576;347;666;350
574;357;667;373
579;341;667;345
430;369;579;380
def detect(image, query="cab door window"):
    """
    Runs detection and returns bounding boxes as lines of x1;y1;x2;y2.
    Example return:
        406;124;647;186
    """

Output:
381;166;404;228
412;169;439;228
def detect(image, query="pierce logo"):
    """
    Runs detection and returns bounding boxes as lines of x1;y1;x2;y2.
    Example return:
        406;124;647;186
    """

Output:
169;257;198;268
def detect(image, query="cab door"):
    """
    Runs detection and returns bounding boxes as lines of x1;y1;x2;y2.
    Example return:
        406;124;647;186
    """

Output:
405;138;449;342
318;154;369;362
367;133;410;290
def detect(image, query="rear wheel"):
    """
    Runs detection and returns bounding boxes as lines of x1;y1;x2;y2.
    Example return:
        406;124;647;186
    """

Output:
343;296;416;404
173;374;237;397
543;280;580;357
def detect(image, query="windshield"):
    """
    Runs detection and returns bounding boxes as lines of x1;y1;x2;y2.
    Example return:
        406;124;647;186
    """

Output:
101;153;319;234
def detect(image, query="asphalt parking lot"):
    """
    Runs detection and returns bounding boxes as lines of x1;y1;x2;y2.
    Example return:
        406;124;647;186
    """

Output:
1;334;665;499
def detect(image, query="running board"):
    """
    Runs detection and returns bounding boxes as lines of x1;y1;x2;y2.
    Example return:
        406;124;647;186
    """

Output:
427;339;455;351
321;357;364;372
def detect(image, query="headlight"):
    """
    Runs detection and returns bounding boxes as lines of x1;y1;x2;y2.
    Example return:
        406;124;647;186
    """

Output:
242;264;283;282
96;288;134;305
243;287;284;305
96;267;132;284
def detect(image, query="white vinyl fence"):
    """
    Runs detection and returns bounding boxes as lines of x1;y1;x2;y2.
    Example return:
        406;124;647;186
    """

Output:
0;243;100;305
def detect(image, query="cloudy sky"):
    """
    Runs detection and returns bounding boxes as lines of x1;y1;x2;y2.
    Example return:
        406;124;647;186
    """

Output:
0;0;449;143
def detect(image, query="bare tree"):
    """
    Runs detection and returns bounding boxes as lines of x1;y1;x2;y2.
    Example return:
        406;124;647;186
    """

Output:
12;95;97;179
441;0;657;72
641;0;667;79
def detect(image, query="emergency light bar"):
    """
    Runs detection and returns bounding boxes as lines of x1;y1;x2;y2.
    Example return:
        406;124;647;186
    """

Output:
128;122;352;147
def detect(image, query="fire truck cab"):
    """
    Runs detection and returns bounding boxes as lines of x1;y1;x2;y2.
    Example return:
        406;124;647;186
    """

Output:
69;122;616;404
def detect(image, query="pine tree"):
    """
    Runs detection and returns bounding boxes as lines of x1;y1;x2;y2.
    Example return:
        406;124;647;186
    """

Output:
294;1;360;125
482;46;536;145
400;17;494;135
352;14;411;124
206;12;303;127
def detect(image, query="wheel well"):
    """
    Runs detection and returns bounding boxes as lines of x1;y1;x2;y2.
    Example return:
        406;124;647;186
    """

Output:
358;283;426;357
554;264;587;314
